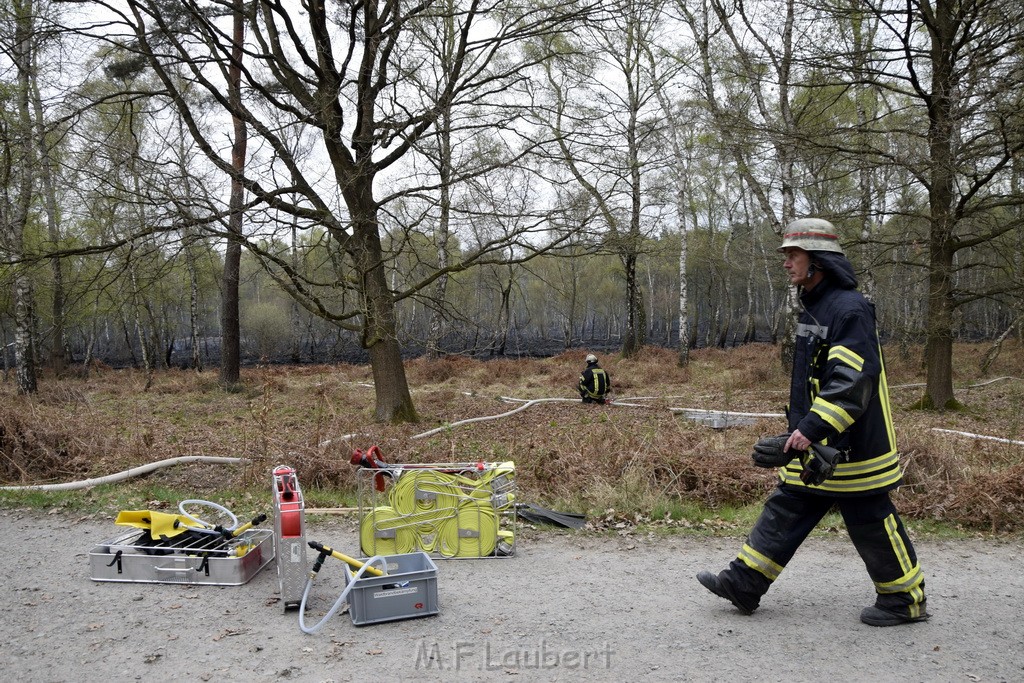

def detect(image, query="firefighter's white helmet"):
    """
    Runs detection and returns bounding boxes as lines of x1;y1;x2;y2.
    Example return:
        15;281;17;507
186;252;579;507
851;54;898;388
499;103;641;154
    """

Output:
778;218;845;255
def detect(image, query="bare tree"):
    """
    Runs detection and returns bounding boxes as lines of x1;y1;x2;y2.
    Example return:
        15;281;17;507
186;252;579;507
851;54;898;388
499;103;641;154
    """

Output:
677;0;805;365
218;0;245;386
842;0;1024;408
409;0;459;360
646;32;695;364
539;0;675;359
83;0;597;421
28;5;68;376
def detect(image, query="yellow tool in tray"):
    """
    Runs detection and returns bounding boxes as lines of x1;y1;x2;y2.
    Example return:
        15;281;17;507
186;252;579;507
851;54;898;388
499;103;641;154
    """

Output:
115;510;204;540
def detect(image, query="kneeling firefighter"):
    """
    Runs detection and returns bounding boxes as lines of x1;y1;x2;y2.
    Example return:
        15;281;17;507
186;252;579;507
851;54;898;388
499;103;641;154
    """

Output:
697;218;929;627
578;354;611;404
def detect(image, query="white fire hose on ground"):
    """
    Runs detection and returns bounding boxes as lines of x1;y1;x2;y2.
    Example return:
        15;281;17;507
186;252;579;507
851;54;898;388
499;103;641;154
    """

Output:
0;456;245;492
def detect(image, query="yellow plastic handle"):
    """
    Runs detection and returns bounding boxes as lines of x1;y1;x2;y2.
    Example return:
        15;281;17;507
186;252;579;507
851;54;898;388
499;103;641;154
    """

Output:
328;547;384;577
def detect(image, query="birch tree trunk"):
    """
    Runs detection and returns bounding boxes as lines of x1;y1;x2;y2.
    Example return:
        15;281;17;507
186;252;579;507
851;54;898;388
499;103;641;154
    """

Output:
6;0;38;394
424;6;458;361
30;55;65;375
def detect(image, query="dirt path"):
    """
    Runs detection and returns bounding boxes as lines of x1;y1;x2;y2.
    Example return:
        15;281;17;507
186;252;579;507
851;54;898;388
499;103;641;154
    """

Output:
2;508;1022;682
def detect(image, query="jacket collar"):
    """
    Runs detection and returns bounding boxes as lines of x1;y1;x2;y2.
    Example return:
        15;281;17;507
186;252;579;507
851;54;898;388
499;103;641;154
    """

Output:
800;278;836;308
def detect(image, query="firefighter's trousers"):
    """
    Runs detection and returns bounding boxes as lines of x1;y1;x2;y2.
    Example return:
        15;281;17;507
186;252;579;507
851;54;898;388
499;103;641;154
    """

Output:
719;485;927;616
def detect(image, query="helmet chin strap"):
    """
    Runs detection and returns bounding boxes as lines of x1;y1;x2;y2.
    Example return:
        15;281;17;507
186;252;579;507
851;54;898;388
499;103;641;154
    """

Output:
799;262;822;290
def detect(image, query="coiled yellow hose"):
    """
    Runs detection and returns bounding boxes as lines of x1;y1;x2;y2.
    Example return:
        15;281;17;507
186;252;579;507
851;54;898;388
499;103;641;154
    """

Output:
434;502;499;557
360;462;516;557
359;506;418;555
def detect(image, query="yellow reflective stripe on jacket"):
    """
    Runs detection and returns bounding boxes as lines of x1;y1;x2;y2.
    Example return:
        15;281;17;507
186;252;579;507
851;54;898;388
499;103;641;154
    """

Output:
778;467;903;492
833;449;899;475
810;397;855;431
828;345;864;372
738;543;783;581
778;450;903;493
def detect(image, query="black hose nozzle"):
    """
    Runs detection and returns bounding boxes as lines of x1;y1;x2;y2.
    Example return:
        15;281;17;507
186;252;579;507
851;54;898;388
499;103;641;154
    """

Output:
308;541;331;574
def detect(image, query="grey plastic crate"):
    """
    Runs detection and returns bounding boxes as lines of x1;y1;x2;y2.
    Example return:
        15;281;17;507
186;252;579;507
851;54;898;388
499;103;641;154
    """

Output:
347;552;439;626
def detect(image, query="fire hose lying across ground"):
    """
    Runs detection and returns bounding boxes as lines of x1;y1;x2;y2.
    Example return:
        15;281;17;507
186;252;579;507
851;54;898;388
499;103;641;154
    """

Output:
0;456;245;492
3;428;1022;495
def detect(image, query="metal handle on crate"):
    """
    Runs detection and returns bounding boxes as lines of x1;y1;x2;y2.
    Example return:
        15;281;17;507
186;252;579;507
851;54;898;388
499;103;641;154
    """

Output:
153;556;211;576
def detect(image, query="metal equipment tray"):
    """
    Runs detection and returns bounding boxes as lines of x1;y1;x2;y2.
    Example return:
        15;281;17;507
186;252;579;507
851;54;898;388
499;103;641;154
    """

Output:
89;527;274;586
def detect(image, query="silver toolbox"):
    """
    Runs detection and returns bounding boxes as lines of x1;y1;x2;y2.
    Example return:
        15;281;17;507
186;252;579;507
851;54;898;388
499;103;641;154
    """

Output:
346;551;439;626
89;528;274;586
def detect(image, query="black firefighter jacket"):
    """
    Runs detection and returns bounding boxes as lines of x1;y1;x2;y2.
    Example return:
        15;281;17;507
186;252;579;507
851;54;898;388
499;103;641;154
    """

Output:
780;276;902;496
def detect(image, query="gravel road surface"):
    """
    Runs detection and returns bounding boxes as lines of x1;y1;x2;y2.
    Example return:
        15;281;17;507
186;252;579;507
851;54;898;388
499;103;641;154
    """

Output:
2;509;1022;682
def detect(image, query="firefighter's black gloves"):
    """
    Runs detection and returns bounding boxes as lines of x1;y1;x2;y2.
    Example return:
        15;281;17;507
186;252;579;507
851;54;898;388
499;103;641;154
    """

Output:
751;434;793;468
752;433;843;485
799;443;842;486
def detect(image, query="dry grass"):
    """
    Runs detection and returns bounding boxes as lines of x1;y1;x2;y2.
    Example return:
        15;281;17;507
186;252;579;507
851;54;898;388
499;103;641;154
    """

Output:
2;341;1023;532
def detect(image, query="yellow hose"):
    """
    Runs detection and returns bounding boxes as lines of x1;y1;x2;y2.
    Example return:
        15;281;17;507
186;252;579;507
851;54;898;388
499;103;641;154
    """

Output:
435;502;499;558
359;506;417;556
390;471;461;520
361;461;516;557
